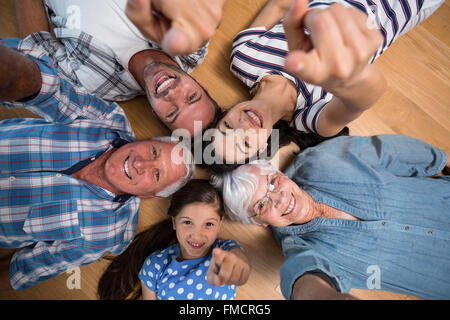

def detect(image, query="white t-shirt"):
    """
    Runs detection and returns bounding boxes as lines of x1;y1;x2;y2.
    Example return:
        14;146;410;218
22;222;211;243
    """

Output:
46;0;150;70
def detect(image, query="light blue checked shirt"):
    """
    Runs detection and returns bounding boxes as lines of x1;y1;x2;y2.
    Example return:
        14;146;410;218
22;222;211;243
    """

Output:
0;38;141;290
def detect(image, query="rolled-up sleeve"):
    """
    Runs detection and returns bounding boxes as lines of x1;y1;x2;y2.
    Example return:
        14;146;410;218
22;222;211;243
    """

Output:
278;235;348;299
9;240;112;291
1;38;132;133
337;135;446;177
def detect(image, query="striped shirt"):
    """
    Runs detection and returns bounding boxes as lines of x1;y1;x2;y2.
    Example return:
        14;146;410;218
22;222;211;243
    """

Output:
0;38;141;290
230;0;443;134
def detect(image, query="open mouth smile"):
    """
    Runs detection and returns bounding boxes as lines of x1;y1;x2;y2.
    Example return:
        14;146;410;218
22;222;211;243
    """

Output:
187;240;205;250
153;72;176;95
244;109;263;128
282;194;296;216
124;156;132;180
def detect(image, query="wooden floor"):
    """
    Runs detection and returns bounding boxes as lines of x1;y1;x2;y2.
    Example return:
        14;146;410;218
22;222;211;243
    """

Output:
0;0;449;300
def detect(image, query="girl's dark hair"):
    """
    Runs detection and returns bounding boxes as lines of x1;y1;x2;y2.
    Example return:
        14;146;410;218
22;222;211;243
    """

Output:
200;118;349;174
97;179;224;300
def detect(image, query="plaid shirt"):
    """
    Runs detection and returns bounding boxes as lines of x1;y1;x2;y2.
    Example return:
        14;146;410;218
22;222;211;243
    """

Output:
21;1;209;101
0;38;141;290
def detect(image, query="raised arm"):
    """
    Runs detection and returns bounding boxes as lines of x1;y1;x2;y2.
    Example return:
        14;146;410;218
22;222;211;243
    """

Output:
14;0;50;38
125;0;226;56
283;0;386;137
316;67;386;137
0;45;42;101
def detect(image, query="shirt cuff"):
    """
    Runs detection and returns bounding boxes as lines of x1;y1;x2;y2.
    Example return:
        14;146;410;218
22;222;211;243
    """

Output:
280;251;347;299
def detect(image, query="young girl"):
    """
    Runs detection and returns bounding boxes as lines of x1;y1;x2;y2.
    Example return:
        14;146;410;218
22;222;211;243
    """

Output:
97;179;250;300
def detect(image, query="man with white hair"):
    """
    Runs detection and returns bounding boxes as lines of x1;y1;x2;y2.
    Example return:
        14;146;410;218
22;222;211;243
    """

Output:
0;36;194;291
212;135;450;299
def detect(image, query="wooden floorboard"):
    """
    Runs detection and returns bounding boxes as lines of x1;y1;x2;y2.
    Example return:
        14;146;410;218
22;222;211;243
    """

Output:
0;0;448;300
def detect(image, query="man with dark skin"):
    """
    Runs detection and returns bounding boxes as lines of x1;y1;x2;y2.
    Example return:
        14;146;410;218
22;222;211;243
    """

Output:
14;0;228;136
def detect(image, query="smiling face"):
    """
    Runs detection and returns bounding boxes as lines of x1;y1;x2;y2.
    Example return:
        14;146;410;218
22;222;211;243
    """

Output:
143;62;217;136
104;139;187;198
172;202;223;260
213;100;273;163
243;165;313;227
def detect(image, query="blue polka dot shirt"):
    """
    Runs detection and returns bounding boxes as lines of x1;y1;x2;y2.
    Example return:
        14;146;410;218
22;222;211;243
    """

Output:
139;239;242;300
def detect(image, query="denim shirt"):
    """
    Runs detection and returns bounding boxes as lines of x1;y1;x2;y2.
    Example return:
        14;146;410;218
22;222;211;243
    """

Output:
272;135;450;299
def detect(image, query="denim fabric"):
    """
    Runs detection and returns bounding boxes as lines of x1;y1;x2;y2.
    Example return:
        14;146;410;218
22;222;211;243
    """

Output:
273;135;450;299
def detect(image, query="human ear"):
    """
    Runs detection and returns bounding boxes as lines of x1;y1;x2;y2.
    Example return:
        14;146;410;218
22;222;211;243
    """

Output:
172;217;176;230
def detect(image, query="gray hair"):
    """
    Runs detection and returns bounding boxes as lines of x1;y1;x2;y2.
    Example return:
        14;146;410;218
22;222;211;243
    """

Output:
210;160;278;225
151;136;195;198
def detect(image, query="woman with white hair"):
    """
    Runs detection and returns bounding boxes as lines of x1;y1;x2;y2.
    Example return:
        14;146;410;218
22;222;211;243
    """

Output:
211;134;450;300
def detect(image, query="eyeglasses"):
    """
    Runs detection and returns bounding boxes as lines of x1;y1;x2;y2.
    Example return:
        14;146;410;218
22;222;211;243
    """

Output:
249;174;278;219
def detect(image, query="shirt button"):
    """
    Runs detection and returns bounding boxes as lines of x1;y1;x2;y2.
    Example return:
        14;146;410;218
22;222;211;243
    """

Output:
56;173;62;178
381;222;386;226
91;157;96;161
428;230;433;235
9;176;16;181
405;226;410;230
